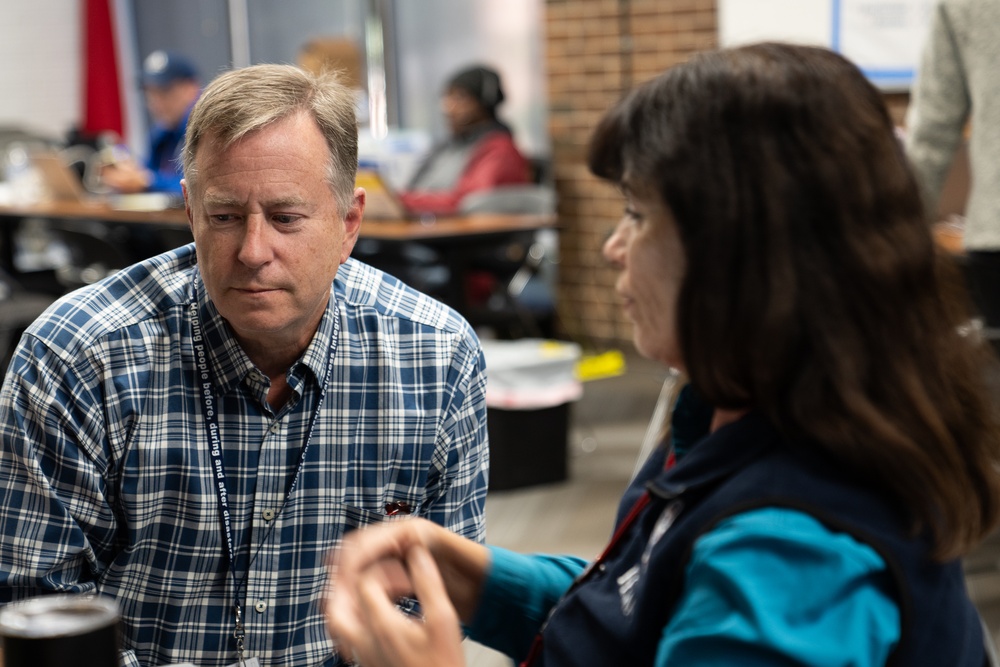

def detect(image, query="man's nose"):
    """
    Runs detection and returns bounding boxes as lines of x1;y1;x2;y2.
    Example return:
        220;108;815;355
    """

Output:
237;216;274;267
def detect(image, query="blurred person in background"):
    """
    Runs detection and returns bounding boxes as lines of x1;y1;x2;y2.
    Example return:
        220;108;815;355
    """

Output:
399;64;531;216
905;0;1000;333
99;49;201;195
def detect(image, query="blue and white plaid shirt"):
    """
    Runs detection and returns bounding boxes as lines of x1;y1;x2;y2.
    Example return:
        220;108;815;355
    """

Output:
0;244;489;667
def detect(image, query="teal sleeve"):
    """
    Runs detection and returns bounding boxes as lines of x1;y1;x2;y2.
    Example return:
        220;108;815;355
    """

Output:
466;546;588;660
656;507;900;666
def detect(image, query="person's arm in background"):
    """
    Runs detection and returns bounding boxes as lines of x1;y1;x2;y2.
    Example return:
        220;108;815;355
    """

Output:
0;337;143;667
99;158;155;194
904;0;971;216
142;125;185;195
98;142;183;195
400;133;530;217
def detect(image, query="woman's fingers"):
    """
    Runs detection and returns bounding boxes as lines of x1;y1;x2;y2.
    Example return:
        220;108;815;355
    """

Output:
325;561;365;663
333;522;414;581
324;519;472;666
326;526;414;664
406;545;461;631
349;546;466;667
406;546;466;665
352;573;413;667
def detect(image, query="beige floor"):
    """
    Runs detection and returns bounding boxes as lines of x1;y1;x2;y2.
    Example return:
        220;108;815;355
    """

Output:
464;350;1000;665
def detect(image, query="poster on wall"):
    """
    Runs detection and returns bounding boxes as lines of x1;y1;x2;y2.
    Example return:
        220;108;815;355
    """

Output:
719;0;936;90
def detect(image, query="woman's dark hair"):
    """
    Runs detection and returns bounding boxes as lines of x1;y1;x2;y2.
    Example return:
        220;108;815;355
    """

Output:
588;42;1000;559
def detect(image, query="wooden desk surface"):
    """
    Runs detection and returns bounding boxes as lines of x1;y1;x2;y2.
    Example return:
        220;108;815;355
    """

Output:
0;200;188;226
360;213;556;240
0;201;556;241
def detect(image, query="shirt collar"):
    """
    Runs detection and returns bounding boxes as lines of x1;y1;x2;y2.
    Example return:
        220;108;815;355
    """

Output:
294;293;339;392
647;411;780;500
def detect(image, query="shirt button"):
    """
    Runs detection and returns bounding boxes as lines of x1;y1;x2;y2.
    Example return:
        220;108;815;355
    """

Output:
269;422;280;434
261;509;276;521
254;601;268;613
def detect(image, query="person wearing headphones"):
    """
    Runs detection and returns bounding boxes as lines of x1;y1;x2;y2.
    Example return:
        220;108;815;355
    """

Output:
399;65;531;216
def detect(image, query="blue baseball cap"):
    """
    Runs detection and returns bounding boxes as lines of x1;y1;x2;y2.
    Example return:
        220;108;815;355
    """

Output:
141;50;199;88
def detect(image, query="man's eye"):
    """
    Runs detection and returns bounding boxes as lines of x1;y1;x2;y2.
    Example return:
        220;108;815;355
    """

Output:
211;214;237;223
273;215;300;225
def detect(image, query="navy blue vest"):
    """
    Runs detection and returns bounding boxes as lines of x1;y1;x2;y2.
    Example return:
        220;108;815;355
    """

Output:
534;411;984;666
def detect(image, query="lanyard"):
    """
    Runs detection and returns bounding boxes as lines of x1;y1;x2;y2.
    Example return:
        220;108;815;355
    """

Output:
190;301;340;666
519;448;677;667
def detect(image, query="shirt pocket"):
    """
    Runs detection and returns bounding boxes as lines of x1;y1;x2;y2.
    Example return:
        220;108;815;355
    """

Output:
340;498;420;531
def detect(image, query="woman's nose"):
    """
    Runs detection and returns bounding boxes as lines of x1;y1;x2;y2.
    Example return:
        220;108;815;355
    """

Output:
602;219;628;268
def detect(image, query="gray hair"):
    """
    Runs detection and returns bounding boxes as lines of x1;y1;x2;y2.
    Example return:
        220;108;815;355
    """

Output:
182;63;358;213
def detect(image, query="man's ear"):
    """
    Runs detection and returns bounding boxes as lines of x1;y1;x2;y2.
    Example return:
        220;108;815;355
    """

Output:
340;187;366;263
181;179;194;233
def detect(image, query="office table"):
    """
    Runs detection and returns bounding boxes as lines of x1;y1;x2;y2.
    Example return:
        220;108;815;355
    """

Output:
0;201;189;274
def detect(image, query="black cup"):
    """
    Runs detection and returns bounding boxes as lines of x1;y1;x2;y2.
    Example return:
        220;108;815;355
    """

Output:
0;594;120;667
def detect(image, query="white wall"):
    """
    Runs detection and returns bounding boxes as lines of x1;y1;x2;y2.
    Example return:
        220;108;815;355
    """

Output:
0;0;549;157
0;0;81;141
718;0;935;90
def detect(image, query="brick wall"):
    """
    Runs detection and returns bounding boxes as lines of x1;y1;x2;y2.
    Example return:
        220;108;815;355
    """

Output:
543;1;930;352
544;0;718;349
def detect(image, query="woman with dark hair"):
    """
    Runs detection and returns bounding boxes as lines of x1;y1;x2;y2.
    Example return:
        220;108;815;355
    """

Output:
325;43;1000;666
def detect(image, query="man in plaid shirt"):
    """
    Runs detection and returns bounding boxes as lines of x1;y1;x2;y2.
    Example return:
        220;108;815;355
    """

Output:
0;64;489;667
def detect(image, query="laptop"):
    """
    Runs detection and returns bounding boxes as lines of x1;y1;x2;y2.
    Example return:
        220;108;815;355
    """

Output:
356;168;409;220
31;150;177;211
30;151;95;204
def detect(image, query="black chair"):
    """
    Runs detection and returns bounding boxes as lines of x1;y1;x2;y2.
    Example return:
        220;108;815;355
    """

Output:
960;251;1000;356
457;184;559;339
0;270;56;372
46;221;131;291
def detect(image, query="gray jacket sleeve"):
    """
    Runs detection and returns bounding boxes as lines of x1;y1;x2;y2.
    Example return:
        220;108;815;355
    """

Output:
904;0;971;215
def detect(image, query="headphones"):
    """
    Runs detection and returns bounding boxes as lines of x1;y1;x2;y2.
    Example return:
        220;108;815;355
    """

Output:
479;68;501;108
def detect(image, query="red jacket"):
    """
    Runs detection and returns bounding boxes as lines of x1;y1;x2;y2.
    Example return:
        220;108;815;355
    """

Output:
400;130;531;216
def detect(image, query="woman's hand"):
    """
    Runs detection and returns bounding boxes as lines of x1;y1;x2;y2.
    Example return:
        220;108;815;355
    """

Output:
334;545;466;667
325;519;490;667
